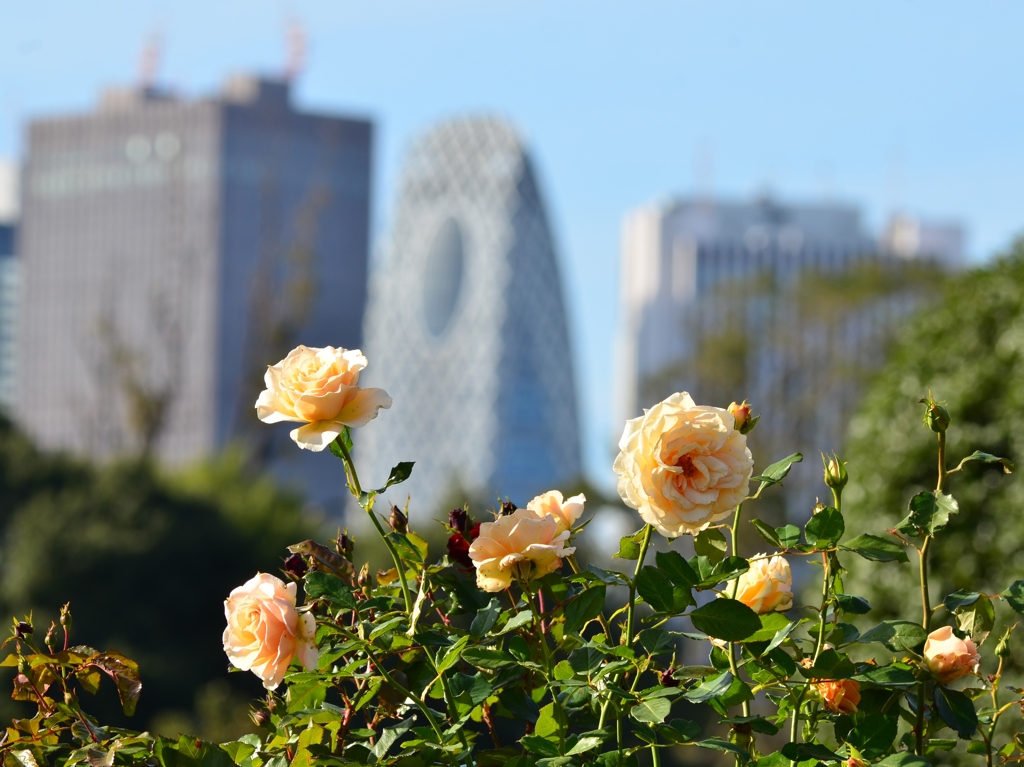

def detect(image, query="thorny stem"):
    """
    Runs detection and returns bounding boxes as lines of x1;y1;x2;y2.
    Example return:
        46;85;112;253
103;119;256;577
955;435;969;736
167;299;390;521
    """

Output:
986;656;1005;767
335;436;413;613
727;505;751;720
813;552;831;663
525;580;566;755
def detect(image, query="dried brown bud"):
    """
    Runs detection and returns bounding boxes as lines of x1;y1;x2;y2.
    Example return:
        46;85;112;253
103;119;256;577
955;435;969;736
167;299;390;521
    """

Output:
283;553;308;578
357;563;370;588
15;622;32;640
500;500;518;516
337;532;354;559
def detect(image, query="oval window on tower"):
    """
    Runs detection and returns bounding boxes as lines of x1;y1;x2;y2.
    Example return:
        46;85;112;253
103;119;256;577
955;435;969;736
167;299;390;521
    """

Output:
422;218;464;336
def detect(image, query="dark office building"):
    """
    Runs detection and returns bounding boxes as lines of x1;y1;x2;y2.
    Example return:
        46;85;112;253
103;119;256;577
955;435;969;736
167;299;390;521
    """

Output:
17;75;372;479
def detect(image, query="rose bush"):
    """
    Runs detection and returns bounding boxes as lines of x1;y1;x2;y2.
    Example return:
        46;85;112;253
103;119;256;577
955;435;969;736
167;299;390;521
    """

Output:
4;355;1024;767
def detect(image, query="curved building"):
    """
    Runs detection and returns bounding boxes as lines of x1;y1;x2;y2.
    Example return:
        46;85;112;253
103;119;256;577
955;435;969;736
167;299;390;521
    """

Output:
360;116;580;517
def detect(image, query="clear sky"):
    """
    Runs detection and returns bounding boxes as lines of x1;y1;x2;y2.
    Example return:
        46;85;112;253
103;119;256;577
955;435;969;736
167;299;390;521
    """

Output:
3;1;1023;489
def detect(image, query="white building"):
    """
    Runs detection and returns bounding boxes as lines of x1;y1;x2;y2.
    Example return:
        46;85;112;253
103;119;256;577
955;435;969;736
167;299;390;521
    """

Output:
361;117;581;516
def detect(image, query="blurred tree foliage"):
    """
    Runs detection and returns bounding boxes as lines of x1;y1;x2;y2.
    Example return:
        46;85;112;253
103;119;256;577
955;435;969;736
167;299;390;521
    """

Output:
0;414;315;739
841;240;1024;660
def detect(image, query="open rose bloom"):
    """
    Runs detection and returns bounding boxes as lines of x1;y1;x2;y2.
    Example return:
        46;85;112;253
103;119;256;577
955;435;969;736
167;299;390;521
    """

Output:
469;512;575;592
223;573;319;690
817;678;861;714
525;490;586;535
614;392;754;537
255;345;392;450
924;625;981;684
734;554;793;614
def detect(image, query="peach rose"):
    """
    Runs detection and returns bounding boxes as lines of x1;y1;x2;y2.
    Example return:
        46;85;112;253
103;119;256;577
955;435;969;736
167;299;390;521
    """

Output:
733;554;793;614
223;573;319;690
614;392;754;538
924;626;980;684
255;345;392;451
525;490;586;535
468;512;576;592
817;678;861;714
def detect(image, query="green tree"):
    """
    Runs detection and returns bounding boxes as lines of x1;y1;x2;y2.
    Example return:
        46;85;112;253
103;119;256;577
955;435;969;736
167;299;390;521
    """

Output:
0;416;315;738
841;239;1024;658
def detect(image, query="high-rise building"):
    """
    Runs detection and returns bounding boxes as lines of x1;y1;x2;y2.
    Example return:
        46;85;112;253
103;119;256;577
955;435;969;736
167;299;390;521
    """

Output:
17;76;372;475
360;117;581;516
0;224;16;410
616;195;943;517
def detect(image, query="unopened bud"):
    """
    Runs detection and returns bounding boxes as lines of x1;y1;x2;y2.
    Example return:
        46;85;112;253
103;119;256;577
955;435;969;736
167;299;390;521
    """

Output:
44;622;57;652
659;667;680;687
846;758;869;767
920;394;951;433
822;453;848;491
337;532;354;560
728;401;758;434
389;505;408;534
448;508;469;533
500;500;517;517
357;563;370;589
283;553;307;578
59;604;72;630
15;622;32;640
251;709;271;727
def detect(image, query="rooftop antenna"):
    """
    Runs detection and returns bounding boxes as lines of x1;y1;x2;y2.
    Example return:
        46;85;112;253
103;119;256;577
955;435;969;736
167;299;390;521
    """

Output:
138;30;162;91
283;18;307;82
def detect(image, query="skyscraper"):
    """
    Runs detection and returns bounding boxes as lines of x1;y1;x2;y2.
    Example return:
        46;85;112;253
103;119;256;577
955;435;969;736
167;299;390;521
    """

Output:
361;116;581;516
0;224;16;411
616;195;943;517
17;76;372;474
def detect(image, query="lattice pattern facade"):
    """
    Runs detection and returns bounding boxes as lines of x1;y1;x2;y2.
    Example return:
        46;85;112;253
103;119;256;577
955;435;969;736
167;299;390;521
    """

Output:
361;117;581;517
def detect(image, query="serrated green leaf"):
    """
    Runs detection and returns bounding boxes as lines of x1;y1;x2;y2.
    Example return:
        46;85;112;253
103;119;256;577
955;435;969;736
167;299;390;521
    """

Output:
694;528;728;564
852;663;919;688
751;518;782;548
953;451;1013;474
835;593;871;614
690;599;761;641
1000;580;1024;614
799;648;855;679
655;550;699;588
841;533;910;563
776;525;801;548
471;598;501;638
303;572;358;609
636;566;693;614
613;528;647;560
564;585;606;635
684;671;734;703
934;686;977;739
858;620;928;652
897;491;959;536
804;506;845;548
630;697;672;723
753;453;803;492
956;597;995;645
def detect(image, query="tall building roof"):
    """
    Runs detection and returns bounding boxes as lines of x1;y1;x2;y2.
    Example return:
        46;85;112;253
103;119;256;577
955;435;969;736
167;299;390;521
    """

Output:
360;116;581;516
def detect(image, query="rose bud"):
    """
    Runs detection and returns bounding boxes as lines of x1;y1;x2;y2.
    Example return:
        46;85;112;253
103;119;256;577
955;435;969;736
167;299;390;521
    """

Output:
15;622;32;640
283;553;308;578
251;709;271;727
500;500;518;516
816;678;860;714
732;554;793;614
822;452;848;491
920;394;951;433
447;533;473;569
389;505;408;534
728;400;756;434
846;756;869;767
448;508;469;532
357;563;370;589
44;622;57;652
659;667;680;687
924;626;980;684
466;522;482;542
337;533;354;559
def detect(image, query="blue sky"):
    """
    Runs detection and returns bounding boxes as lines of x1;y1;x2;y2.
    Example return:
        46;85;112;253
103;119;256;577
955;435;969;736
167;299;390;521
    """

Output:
3;1;1023;488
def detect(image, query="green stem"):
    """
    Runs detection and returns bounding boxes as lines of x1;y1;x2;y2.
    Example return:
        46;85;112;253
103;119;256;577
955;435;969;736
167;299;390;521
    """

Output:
813;553;831;663
728;504;752;719
915;680;927;757
624;525;654;648
651;742;661;767
986;657;1004;767
524;579;566;755
919;536;933;632
335;436;413;613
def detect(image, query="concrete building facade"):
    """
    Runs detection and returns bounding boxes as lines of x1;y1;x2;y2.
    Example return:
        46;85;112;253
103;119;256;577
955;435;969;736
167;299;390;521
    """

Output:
17;76;372;474
361;116;581;516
